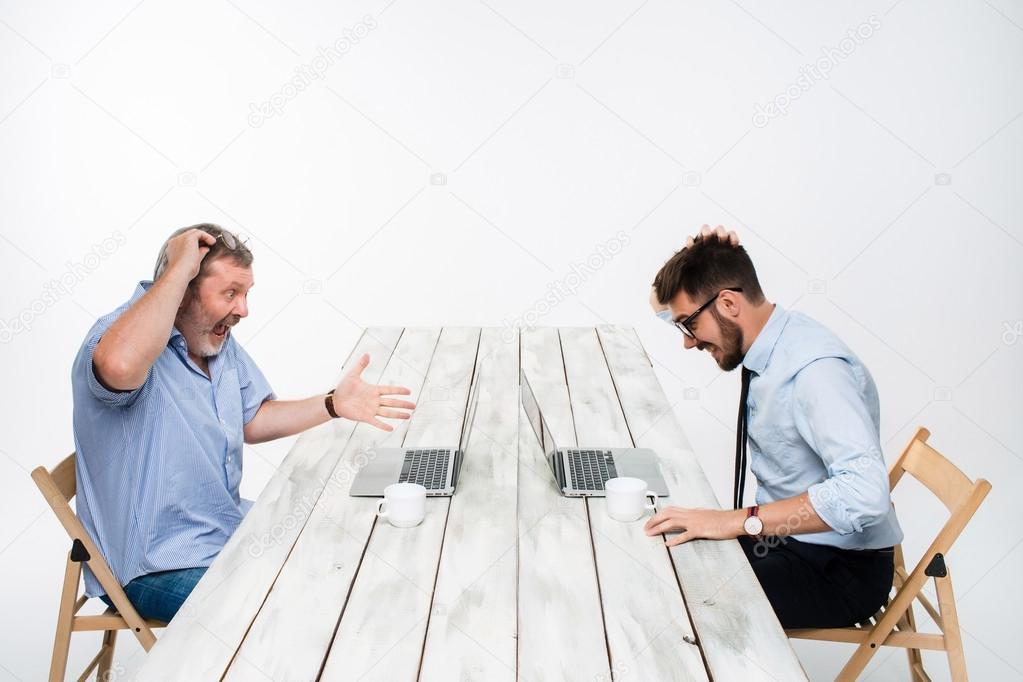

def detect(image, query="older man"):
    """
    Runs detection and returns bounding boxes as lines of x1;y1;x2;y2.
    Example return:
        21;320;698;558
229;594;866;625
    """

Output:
644;228;902;629
71;223;414;623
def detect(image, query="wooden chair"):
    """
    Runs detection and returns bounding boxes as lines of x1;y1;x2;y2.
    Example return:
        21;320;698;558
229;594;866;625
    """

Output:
32;454;165;682
787;427;991;681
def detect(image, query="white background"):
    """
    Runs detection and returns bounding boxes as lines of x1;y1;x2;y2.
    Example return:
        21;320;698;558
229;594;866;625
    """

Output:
1;1;1021;680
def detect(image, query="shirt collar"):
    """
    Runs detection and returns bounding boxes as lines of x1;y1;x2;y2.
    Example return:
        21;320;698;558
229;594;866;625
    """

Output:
742;304;787;375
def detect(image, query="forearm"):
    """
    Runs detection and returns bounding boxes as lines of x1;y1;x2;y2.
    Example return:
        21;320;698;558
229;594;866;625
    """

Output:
750;492;833;537
243;395;331;444
94;268;191;389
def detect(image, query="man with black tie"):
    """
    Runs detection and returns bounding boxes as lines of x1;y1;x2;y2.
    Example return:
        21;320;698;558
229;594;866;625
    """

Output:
644;228;902;629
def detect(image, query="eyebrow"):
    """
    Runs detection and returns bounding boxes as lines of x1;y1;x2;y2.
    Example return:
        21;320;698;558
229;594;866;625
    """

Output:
223;281;253;291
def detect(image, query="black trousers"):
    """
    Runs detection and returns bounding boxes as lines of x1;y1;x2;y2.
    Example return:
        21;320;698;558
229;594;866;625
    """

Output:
738;535;895;629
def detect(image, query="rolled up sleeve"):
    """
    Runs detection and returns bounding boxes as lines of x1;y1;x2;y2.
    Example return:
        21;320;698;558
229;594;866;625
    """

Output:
793;358;892;535
234;342;275;424
84;328;152;409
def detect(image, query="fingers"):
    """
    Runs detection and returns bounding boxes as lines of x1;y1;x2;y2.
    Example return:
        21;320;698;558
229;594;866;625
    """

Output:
368;417;394;432
686;225;740;247
377;385;412;396
380;398;416;410
378;408;411;420
665;532;694;547
348;354;370;377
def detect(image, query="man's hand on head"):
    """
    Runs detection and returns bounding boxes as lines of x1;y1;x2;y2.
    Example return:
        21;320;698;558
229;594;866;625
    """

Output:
687;224;740;248
164;229;216;282
332;354;417;431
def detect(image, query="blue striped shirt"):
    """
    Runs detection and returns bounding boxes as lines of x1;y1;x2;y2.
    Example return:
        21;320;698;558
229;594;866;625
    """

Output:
744;306;903;550
71;280;274;597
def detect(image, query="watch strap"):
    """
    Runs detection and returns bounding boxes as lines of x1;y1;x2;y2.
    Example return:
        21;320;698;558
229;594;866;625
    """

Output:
325;389;340;419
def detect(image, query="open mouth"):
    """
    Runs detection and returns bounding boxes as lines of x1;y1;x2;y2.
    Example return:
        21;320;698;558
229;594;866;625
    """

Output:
212;323;229;339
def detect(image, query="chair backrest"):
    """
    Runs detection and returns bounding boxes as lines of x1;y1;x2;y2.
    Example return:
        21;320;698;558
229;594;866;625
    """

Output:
888;428;991;568
31;453;157;644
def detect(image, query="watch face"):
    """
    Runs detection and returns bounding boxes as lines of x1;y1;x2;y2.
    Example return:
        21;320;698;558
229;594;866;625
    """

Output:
744;515;763;535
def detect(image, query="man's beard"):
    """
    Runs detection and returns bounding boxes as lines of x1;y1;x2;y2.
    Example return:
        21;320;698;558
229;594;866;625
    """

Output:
702;307;745;371
179;296;239;358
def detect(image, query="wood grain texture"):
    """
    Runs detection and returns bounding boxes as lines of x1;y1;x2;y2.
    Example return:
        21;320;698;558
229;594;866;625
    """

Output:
319;326;482;682
517;327;611;682
596;325;807;681
559;327;708;681
137;328;405;681
222;327;442;682
418;328;519;682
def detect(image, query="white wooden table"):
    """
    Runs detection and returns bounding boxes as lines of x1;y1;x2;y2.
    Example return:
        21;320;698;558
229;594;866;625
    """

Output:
137;327;806;681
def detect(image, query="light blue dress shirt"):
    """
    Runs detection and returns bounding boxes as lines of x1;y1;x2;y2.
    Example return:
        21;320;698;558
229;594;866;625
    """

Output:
71;281;275;597
743;305;903;550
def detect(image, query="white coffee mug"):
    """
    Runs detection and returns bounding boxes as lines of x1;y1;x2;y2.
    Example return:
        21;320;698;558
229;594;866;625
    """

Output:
605;477;657;522
376;482;426;528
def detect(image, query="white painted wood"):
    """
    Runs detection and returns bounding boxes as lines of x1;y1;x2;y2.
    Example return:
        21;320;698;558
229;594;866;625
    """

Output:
559;327;709;681
517;327;611;682
596;325;807;681
418;328;519;682
221;327;442;682
137;327;405;681
318;327;483;682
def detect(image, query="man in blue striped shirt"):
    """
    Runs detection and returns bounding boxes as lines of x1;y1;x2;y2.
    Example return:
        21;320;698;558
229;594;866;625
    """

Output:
71;224;415;623
645;227;902;628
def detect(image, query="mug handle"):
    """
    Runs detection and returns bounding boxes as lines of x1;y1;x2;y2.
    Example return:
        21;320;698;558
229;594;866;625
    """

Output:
376;499;388;518
645;492;657;511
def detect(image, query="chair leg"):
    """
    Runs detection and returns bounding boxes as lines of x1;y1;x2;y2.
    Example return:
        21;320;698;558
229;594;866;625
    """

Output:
96;629;117;681
935;571;968;682
50;555;81;682
898;600;926;681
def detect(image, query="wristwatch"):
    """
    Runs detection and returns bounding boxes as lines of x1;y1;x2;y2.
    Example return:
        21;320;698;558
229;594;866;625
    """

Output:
325;389;341;419
743;505;764;537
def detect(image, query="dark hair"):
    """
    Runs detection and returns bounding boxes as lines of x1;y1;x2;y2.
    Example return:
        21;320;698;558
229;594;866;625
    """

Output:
153;223;253;289
653;237;765;306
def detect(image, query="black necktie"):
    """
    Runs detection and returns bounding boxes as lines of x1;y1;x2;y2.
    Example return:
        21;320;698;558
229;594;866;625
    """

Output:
734;366;753;510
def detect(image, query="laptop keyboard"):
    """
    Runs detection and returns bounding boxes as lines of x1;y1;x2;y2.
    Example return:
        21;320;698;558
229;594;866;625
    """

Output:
567;450;617;490
399;449;450;490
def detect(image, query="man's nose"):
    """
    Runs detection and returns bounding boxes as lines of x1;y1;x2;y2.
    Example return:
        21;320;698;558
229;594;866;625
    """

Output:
682;334;698;350
234;297;248;318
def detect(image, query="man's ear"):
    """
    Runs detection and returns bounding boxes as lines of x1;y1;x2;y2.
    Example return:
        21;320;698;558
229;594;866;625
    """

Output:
178;284;196;312
719;291;742;317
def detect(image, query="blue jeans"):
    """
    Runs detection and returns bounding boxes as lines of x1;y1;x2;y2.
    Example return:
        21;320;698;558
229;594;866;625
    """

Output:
100;567;207;623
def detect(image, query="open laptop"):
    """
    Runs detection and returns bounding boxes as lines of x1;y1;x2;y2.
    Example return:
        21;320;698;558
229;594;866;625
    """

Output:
520;369;669;498
349;370;482;497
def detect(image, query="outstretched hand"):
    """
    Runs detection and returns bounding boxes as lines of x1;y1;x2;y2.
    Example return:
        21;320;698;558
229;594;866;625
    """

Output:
332;354;416;431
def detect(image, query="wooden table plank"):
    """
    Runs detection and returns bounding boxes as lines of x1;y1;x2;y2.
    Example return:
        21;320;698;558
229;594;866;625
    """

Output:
517;327;611;682
596;325;807;681
137;328;405;681
222;327;442;682
418;328;519;681
559;327;709;681
319;326;482;681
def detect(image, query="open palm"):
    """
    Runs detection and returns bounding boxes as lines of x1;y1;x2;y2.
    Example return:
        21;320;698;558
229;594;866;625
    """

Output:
332;354;416;431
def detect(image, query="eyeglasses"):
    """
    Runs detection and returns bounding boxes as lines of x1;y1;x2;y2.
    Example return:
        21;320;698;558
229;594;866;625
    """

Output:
207;230;247;251
673;288;743;339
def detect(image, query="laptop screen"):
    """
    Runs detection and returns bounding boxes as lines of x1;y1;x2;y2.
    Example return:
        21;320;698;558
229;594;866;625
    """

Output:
457;367;483;452
519;370;558;471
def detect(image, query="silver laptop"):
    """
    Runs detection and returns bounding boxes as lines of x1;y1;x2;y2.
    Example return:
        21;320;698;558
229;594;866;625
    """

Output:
520;369;669;497
349;370;482;497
